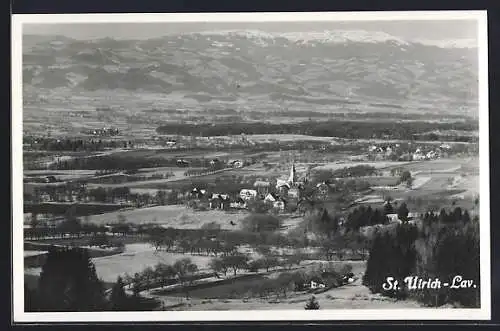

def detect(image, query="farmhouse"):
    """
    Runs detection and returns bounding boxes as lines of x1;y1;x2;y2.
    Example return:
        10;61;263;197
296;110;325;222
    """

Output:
386;212;420;224
230;160;244;168
386;213;400;223
264;192;279;203
176;159;190;167
230;197;247;209
303;271;340;290
240;189;258;201
426;150;439;159
209;194;231;210
307;280;326;290
165;139;177;147
190;188;207;199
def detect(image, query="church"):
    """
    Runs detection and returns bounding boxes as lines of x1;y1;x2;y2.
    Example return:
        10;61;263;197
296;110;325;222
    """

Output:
275;163;304;199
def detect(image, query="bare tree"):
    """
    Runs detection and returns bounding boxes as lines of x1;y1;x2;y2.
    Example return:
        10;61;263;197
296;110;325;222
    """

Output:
173;258;199;299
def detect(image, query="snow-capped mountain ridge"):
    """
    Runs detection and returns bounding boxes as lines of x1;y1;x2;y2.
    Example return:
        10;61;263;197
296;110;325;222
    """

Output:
194;29;411;46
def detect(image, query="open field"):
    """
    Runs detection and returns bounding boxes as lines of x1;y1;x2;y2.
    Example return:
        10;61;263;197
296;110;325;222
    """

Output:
109;148;263;161
24;169;97;176
360;176;401;187
93;244;214;283
120;169;271;190
24;201;128;216
85;167;239;189
313;161;411;172
24;243;213;283
240;134;338;143
350;157;479;213
393;157;478;173
86;205;248;229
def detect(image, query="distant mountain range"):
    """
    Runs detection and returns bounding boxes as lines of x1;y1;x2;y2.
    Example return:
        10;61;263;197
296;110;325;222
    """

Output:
22;30;479;116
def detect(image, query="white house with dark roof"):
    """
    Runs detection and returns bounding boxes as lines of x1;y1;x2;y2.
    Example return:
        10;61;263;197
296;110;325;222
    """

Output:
264;192;279;203
240;189;258;201
230;160;244;168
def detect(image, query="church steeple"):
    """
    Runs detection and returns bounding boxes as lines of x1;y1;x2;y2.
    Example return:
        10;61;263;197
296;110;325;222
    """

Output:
288;162;297;185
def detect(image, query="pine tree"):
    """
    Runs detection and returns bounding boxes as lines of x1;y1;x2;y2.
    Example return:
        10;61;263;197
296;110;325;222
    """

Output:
110;276;128;311
434;222;480;307
397;202;409;223
462;210;471;223
24;285;39;312
37;247;106;311
304;295;320;310
384;201;394;215
363;225;417;298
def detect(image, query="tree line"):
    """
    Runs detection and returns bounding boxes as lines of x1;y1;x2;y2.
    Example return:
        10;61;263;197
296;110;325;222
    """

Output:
25;137;133;152
26;185;181;209
156;119;477;140
46;154;225;171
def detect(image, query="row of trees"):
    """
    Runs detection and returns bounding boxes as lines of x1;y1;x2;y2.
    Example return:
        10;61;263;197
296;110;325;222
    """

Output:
331;165;378;178
24;245;355;311
25;137;131;153
85;187;180;206
183;166;231;177
422;207;475;226
91;172;175;184
342;202;413;232
121;258;200;300
46;154;227;171
363;208;480;307
147;226;296;257
27;185;182;208
25;213;132;241
210;262;353;301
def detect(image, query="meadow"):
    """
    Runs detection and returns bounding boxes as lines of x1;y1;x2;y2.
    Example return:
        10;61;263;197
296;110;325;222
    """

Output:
86;205;248;229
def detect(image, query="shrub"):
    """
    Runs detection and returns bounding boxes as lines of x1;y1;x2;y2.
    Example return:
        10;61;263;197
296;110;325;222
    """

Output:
305;296;320;310
241;214;282;233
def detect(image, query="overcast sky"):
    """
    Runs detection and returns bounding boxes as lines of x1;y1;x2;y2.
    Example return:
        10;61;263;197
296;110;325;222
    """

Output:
23;20;478;42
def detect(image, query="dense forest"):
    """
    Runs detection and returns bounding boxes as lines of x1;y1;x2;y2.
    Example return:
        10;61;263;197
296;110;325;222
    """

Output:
46;155;226;171
156;120;478;140
363;208;480;307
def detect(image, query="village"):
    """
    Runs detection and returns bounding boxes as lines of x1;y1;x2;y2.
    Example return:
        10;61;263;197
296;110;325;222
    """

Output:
23;127;480;310
19;21;482;313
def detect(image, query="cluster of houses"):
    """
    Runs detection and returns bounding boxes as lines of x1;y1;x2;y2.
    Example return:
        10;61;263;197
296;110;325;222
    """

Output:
299;271;356;291
188;163;308;213
176;158;244;169
156;134;256;150
85;127;120;137
368;143;451;161
385;212;420;224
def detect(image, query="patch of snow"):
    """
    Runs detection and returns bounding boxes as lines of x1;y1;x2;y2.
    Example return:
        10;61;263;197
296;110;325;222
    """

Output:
411;176;432;189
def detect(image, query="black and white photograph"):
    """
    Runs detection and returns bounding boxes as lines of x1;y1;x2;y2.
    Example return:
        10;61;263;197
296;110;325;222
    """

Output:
11;11;490;322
